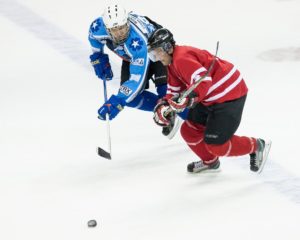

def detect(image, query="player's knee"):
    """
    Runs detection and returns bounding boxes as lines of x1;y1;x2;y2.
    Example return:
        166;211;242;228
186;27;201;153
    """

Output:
125;96;156;111
125;97;141;108
204;131;232;145
181;121;206;142
204;141;231;156
180;122;189;141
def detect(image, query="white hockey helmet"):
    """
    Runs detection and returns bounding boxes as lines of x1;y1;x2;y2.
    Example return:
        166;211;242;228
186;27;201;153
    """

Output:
102;4;129;29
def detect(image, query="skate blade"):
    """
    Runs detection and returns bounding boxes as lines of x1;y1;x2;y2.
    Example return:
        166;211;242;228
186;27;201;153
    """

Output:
189;168;221;174
258;140;272;174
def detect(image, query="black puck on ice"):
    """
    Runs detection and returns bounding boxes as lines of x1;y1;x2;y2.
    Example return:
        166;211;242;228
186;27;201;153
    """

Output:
87;219;97;228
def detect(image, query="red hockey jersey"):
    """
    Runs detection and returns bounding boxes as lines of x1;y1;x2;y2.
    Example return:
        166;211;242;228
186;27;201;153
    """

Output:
166;45;248;105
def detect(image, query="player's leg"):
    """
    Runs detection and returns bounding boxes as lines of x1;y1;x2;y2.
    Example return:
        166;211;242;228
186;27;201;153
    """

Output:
202;95;271;172
181;120;220;173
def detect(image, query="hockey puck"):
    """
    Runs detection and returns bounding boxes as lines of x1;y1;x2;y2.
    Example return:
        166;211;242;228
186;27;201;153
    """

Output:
87;219;97;228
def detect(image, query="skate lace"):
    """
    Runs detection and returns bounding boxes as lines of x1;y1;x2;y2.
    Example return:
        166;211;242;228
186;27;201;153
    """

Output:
194;161;205;169
250;153;258;167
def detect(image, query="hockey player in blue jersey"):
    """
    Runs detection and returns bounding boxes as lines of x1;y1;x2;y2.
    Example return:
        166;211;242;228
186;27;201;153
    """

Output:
88;4;181;138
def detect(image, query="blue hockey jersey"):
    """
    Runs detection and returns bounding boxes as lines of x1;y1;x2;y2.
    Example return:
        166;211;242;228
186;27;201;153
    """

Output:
88;13;158;103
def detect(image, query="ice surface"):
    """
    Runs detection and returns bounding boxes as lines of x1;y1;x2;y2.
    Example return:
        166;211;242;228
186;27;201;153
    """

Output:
1;0;300;239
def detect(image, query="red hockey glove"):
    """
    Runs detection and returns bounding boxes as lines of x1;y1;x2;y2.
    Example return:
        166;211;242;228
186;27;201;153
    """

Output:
153;99;174;126
168;92;198;112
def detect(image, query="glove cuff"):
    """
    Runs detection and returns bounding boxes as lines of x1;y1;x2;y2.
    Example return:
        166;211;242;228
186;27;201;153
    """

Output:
90;51;103;61
110;94;126;108
154;98;169;112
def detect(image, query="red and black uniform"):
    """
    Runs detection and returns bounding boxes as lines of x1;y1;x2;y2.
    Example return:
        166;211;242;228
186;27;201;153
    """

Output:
166;45;256;164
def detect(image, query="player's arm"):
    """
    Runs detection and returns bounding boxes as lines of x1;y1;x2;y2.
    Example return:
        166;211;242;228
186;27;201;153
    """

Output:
167;58;212;111
117;40;150;103
97;38;150;120
177;58;212;99
153;70;185;126
164;69;185;100
88;21;113;80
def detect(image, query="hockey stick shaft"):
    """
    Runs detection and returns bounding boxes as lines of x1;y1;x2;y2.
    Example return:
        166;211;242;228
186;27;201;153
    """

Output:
103;79;111;154
97;78;112;160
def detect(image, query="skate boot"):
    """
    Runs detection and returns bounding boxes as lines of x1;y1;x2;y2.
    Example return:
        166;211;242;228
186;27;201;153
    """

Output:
250;138;272;173
162;112;183;140
187;159;220;173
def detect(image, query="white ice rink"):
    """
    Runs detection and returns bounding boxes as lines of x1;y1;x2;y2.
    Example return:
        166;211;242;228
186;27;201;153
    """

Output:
1;0;300;239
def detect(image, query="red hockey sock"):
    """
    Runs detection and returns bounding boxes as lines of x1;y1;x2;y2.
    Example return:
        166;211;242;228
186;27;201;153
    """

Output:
181;121;257;160
205;136;257;157
180;121;217;163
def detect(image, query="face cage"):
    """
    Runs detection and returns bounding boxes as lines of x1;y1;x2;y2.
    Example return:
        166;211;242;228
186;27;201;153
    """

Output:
107;23;130;44
148;41;172;62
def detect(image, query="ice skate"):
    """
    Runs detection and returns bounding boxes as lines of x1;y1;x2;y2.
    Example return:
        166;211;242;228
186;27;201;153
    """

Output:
250;138;272;173
187;159;220;173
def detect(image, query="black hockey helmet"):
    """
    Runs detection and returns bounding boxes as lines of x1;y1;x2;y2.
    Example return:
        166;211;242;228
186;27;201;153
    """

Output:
147;28;175;52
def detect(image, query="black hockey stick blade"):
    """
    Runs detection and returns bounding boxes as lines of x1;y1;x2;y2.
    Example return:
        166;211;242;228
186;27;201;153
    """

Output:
97;147;111;160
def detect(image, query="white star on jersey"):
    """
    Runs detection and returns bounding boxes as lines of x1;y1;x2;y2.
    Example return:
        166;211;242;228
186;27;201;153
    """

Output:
92;22;98;30
131;40;140;48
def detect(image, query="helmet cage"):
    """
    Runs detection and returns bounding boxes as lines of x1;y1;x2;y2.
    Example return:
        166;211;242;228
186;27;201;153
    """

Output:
148;42;173;62
106;22;130;44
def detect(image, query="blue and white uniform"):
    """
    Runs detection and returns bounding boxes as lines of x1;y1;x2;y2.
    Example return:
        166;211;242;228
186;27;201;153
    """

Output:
88;13;158;105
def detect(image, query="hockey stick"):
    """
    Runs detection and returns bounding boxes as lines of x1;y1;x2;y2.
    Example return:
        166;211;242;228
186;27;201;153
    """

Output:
97;78;112;160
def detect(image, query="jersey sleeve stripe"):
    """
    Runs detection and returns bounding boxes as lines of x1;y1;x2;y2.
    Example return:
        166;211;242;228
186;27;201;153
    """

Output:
206;66;237;95
125;56;150;103
92;35;111;40
190;67;206;84
204;74;243;102
124;44;134;60
168;85;181;91
91;47;101;52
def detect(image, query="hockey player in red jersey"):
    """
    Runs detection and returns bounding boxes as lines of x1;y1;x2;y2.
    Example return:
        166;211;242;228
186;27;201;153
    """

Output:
147;28;271;173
